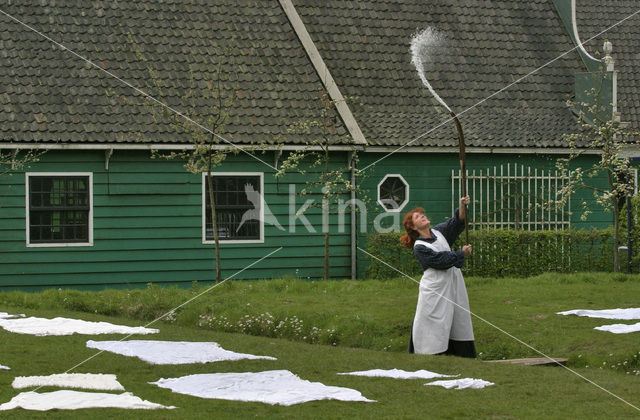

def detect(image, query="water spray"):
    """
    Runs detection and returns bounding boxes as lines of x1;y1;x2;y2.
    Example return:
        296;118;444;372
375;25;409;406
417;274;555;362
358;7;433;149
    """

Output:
411;28;469;244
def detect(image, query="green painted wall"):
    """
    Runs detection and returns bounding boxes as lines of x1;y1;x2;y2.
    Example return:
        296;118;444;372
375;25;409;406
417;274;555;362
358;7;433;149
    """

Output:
356;152;613;277
0;150;354;289
0;149;614;289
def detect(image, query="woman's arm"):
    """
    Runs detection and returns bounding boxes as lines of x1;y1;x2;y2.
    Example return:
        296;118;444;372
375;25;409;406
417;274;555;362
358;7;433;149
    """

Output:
434;196;470;246
414;245;465;270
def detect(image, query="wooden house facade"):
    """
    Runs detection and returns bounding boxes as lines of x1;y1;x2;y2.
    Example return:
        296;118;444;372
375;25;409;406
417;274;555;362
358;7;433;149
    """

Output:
1;0;639;289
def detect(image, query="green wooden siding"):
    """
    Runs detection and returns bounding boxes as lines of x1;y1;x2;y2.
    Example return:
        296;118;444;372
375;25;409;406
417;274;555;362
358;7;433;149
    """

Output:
0;149;614;289
0;150;354;289
356;152;613;277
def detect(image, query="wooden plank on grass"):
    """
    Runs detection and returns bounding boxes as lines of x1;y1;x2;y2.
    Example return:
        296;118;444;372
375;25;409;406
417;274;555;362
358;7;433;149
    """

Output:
486;357;568;366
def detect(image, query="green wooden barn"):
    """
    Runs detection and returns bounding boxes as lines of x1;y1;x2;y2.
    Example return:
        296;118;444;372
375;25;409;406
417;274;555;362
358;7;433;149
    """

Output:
1;0;639;289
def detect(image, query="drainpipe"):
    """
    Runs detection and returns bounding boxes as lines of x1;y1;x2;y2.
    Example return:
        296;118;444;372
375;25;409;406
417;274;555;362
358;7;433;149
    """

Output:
349;150;357;280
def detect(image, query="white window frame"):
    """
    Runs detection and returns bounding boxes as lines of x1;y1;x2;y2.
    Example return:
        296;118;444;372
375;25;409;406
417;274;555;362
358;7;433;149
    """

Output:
25;172;94;248
201;172;264;245
377;174;410;213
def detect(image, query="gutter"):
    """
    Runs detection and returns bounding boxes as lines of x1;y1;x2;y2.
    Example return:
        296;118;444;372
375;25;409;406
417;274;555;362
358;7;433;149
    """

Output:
0;142;365;152
348;150;357;280
0;142;613;155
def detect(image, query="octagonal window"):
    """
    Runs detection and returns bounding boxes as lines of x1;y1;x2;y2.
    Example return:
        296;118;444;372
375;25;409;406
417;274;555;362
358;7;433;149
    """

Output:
377;174;409;212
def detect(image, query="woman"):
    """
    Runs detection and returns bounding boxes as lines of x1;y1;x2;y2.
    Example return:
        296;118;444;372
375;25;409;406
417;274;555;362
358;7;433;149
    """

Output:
400;195;476;358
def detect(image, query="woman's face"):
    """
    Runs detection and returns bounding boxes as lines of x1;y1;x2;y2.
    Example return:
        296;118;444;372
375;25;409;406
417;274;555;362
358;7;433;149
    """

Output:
411;211;430;230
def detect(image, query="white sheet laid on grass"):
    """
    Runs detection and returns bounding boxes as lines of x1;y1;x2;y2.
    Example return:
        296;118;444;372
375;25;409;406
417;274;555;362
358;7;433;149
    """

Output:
0;312;25;319
86;340;276;365
337;368;457;380
594;321;640;334
425;378;494;390
0;391;175;411
12;373;124;391
0;364;9;370
151;370;375;406
0;316;158;336
557;308;640;320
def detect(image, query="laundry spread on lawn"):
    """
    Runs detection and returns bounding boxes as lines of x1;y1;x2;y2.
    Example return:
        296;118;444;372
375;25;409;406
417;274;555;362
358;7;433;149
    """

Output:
425;378;494;390
337;368;458;380
0;316;158;336
0;312;25;319
557;308;640;320
0;391;175;411
594;321;640;334
12;373;125;391
0;364;9;370
150;370;375;406
86;340;276;364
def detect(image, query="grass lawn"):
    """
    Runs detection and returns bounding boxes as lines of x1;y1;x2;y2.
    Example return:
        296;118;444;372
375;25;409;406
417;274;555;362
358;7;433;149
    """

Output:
0;273;639;418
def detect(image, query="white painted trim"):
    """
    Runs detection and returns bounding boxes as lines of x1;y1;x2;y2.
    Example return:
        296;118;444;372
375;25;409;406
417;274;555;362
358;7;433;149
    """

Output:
377;174;409;213
570;0;600;64
25;172;94;247
1;142;606;155
0;143;363;152
279;0;367;145
617;145;640;158
363;146;604;155
612;70;618;115
201;172;265;245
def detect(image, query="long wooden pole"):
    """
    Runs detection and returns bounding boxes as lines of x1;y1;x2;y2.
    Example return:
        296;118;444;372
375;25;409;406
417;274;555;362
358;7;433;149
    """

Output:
451;111;469;245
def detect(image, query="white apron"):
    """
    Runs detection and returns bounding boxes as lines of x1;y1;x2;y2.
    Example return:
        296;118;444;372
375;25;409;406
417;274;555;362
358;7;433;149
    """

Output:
412;229;474;354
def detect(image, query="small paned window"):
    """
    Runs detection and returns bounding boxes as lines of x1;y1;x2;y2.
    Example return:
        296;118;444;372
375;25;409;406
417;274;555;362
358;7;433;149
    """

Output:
28;175;91;244
204;174;262;241
378;174;409;211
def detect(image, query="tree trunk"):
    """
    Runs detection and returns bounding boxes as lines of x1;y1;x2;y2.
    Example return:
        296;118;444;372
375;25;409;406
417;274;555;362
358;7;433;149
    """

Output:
323;144;330;280
613;198;620;273
207;155;222;283
324;230;330;281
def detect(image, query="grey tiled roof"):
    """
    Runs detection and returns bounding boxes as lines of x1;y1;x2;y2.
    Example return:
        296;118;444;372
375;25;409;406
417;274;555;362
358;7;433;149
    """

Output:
1;1;637;150
575;1;640;131
0;1;348;146
293;0;637;148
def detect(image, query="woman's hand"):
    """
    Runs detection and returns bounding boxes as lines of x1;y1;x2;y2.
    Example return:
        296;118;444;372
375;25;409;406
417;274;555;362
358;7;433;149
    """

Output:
462;244;472;256
459;195;470;220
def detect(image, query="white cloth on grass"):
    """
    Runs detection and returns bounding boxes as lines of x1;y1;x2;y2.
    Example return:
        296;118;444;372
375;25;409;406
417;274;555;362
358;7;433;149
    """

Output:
557;308;640;320
0;312;25;319
0;364;9;370
151;370;374;406
86;340;276;364
0;391;175;411
425;378;494;390
594;321;640;334
0;316;158;336
12;373;124;391
337;368;457;380
412;231;474;354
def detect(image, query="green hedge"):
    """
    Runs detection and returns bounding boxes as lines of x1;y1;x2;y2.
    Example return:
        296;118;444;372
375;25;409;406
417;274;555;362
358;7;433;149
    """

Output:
365;228;614;278
619;194;640;272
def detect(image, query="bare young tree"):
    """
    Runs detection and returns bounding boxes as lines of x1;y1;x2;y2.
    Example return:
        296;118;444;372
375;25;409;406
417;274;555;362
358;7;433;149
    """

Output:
275;92;361;280
1;149;46;177
114;39;238;283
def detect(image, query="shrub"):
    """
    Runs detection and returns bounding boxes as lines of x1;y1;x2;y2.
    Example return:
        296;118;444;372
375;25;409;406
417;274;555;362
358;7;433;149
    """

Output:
619;194;640;272
365;228;614;278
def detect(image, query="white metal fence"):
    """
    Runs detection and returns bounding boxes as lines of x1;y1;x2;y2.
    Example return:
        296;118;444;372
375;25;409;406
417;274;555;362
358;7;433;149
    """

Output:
451;164;571;230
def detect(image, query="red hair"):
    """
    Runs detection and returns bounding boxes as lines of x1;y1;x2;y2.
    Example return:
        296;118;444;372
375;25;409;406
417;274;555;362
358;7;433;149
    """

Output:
400;207;425;249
